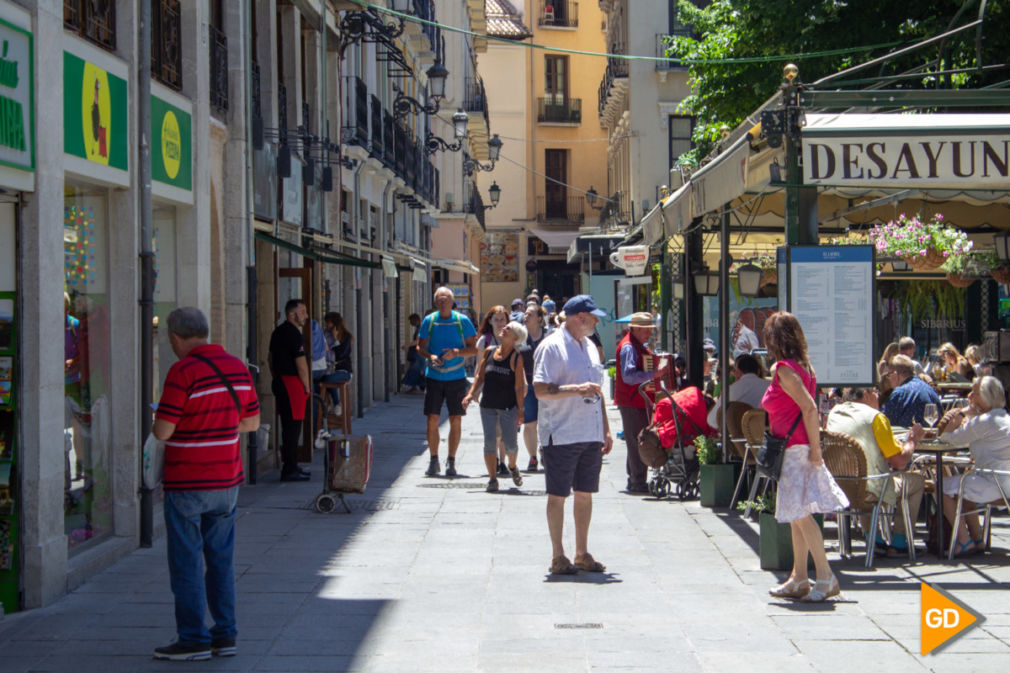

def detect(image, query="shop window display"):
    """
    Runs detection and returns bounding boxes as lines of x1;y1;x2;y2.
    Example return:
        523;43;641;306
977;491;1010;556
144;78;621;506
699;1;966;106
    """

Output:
152;206;177;405
63;186;113;551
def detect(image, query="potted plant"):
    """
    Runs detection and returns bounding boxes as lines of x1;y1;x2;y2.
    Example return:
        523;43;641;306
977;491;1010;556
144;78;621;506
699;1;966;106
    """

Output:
977;250;1010;285
696;435;736;508
736;495;822;570
869;212;971;272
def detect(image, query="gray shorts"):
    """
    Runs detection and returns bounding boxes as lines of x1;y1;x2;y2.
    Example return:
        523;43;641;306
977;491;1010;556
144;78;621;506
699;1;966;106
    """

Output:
479;407;519;454
543;439;603;496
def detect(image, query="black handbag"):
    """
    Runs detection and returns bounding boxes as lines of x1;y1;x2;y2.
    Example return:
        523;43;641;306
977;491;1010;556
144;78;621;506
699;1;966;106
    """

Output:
756;414;802;481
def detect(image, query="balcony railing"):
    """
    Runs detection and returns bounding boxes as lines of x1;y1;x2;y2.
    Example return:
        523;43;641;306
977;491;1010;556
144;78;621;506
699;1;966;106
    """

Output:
383;112;395;168
539;1;578;28
598;55;629;118
370;95;383;159
462;77;487;114
64;0;116;51
536;194;585;223
342;76;369;146
467;183;486;230
209;25;228;112
537;96;582;124
152;0;182;90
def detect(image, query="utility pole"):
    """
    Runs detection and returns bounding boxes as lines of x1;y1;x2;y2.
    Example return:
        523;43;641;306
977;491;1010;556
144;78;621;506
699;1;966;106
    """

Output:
138;0;154;547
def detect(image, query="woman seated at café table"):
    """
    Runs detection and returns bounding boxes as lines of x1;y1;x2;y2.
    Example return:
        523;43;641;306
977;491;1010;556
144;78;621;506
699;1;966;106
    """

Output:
937;342;975;383
937;375;1010;556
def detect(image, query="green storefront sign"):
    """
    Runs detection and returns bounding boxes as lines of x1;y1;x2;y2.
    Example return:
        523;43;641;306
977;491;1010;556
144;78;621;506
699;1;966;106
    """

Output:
0;17;33;173
64;51;128;171
151;95;191;191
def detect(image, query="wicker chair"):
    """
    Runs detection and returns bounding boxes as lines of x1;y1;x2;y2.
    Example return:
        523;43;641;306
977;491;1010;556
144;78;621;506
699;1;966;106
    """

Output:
821;430;915;567
947;466;1010;560
724;401;754;507
740;408;771;517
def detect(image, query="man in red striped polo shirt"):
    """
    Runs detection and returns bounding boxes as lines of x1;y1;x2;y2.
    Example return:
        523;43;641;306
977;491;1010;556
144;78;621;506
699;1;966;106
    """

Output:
152;307;260;661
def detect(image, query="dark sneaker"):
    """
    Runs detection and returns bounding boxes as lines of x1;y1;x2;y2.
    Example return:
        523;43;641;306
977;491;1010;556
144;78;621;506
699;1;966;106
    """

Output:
497;462;509;476
211;637;236;657
153;641;212;661
527;457;538;472
510;466;523;487
425;456;440;477
445;458;457;477
486;478;499;493
280;470;310;482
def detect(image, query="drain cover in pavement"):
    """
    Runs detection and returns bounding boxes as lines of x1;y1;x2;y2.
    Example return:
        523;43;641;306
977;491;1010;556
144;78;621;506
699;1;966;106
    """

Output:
554;623;603;629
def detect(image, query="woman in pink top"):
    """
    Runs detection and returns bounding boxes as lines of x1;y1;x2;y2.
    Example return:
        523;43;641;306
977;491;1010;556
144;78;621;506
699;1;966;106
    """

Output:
761;312;848;602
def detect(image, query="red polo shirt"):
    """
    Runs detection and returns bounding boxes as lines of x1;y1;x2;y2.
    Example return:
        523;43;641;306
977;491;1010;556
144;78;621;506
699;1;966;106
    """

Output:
156;344;259;491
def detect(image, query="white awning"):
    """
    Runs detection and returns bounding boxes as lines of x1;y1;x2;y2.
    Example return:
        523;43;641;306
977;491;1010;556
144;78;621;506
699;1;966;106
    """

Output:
528;228;581;254
661;182;692;236
690;134;750;216
432;258;480;275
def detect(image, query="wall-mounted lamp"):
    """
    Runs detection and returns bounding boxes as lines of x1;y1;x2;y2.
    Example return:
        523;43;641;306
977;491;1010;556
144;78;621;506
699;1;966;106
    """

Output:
338;0;411;53
424;109;470;155
393;61;450;119
463;134;503;175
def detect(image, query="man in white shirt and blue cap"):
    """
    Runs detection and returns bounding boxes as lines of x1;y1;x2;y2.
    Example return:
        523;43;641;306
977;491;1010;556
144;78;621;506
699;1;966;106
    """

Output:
533;294;613;575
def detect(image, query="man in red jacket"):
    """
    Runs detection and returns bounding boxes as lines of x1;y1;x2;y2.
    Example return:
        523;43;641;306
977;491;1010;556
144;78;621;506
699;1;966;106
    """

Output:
152;307;260;661
614;313;659;494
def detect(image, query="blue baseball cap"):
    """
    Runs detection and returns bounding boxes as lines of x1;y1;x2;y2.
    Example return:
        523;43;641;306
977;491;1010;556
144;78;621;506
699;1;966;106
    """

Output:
562;294;607;318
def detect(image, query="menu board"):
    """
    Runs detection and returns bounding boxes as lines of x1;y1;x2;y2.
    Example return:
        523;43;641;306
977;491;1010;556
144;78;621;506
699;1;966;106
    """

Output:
786;245;875;386
479;232;518;282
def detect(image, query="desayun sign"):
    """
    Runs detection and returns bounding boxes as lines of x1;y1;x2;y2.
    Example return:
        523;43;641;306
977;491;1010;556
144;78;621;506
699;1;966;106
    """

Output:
801;114;1010;189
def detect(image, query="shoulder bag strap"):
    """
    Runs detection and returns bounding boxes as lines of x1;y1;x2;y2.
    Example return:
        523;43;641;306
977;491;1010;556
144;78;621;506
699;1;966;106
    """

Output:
783;413;803;440
191;353;242;416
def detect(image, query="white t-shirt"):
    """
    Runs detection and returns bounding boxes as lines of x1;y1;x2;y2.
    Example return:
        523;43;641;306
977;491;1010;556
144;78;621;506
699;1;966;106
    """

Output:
733;325;760;359
706;373;770;429
533;325;605;446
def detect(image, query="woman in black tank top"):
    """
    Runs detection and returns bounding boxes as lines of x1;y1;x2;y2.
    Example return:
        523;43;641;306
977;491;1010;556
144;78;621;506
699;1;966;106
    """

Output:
463;319;529;492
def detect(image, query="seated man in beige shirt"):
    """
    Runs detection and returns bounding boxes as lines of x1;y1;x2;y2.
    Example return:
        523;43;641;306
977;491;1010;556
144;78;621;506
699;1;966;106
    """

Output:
826;387;925;554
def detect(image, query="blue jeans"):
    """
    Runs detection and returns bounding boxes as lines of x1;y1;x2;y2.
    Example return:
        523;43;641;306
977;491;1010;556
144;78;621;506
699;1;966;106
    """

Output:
165;487;239;645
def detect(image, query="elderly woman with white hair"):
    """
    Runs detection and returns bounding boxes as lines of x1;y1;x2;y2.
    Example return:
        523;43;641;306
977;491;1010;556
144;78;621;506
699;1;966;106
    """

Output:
463;321;529;492
938;375;1010;556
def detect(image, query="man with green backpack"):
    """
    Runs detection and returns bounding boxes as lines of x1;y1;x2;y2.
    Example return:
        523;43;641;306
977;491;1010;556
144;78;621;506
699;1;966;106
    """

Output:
417;286;478;476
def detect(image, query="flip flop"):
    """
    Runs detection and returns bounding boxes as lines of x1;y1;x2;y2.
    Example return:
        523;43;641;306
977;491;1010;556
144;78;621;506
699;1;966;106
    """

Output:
573;553;606;573
550;555;577;575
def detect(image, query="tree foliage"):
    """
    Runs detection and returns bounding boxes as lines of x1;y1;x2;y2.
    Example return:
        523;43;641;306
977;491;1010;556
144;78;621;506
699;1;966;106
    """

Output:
667;0;1010;165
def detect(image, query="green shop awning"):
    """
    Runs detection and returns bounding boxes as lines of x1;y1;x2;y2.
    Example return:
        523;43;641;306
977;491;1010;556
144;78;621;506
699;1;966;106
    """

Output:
255;231;381;269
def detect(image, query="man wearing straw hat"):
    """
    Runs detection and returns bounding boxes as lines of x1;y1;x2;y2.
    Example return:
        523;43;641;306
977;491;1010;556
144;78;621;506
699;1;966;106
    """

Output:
614;312;659;494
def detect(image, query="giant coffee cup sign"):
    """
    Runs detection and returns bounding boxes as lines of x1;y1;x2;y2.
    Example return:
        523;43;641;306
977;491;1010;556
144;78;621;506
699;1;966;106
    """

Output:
609;245;649;276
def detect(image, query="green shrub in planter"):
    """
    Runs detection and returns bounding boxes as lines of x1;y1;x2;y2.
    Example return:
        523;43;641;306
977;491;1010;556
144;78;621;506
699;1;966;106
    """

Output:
696;436;735;507
738;497;824;570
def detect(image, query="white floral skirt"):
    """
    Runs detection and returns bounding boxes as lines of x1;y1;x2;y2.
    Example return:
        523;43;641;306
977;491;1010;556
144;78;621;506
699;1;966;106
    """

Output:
775;444;850;523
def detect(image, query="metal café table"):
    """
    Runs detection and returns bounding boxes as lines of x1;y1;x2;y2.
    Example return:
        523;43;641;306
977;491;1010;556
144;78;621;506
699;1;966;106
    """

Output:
915;438;966;558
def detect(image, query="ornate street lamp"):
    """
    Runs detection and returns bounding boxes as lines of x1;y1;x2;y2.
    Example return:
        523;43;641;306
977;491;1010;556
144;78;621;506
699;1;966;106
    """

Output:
693;266;720;296
393;61;450;119
737;263;763;297
994;231;1010;264
488;181;501;207
424;109;470;155
463;134;503;175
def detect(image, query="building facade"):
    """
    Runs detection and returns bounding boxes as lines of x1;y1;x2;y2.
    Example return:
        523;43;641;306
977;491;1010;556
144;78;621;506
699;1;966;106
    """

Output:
4;0;483;614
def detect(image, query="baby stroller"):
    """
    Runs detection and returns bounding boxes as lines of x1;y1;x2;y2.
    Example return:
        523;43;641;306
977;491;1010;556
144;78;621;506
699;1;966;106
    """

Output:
638;382;708;500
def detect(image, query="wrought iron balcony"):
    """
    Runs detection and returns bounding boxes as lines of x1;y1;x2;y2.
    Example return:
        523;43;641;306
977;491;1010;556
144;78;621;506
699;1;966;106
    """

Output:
64;0;116;51
370;95;384;159
598;49;630;123
537;96;582;124
152;0;182;90
341;76;370;147
462;77;487;114
538;1;578;28
209;25;228;112
466;183;486;230
383;112;395;168
536;194;585;223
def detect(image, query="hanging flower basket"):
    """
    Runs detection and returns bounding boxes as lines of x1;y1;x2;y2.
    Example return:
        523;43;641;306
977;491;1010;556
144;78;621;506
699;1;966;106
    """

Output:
870;213;971;275
760;269;777;286
992;267;1010;285
906;247;946;271
946;273;975;288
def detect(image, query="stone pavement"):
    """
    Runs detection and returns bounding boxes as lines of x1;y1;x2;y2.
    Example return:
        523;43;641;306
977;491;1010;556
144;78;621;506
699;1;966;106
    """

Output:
1;391;1009;673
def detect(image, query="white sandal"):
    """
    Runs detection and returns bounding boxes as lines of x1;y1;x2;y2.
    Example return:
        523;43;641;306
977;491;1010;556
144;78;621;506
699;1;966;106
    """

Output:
802;575;840;602
769;578;810;599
